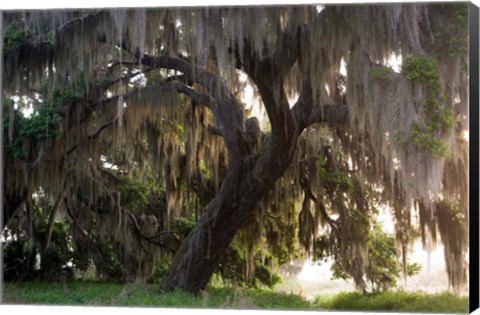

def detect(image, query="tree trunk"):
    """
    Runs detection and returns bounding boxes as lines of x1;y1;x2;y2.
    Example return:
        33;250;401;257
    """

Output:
161;134;297;292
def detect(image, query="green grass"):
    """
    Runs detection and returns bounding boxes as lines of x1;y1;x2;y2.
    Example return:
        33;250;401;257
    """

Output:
313;290;469;313
1;281;308;309
2;281;469;313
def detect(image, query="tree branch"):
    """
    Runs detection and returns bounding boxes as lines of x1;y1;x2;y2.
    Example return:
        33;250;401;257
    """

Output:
291;68;349;133
140;53;249;163
300;177;339;234
127;212;180;253
64;197;113;272
308;105;349;126
165;82;215;109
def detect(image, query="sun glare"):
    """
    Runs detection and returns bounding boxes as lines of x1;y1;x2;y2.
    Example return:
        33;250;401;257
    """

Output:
387;53;403;73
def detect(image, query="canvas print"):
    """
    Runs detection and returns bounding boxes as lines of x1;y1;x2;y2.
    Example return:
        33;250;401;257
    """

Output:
0;2;477;313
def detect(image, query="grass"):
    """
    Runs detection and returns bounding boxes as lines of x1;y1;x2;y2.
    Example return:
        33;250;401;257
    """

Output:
2;280;469;313
313;290;469;313
1;281;309;309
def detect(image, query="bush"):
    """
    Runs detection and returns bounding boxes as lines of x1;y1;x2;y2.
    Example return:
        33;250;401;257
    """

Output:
3;236;38;282
3;217;75;282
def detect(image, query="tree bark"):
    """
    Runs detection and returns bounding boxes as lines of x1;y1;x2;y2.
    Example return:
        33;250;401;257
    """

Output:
158;30;352;291
159;46;301;291
160;131;297;292
3;12;350;292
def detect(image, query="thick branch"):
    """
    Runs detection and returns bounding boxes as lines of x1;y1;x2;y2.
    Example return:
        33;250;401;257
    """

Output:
264;22;307;79
299;173;339;233
291;70;349;133
166;82;215;109
140;54;249;163
127;212;179;253
295;104;350;132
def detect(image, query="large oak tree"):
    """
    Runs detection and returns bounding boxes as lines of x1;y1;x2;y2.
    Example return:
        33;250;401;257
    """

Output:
2;3;469;293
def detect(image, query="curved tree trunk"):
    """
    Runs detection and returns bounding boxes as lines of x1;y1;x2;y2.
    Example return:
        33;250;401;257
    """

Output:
160;134;297;292
158;42;350;292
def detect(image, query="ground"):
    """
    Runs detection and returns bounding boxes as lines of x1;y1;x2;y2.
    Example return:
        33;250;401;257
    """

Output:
1;280;468;313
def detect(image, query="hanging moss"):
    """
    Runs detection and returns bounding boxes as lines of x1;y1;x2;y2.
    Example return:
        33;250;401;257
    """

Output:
2;86;79;160
401;54;455;158
3;20;30;49
436;200;467;292
431;3;468;60
118;176;149;212
2;4;469;292
316;155;355;193
410;121;450;158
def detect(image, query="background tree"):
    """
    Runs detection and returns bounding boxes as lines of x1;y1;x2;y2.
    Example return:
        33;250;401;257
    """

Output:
2;3;469;293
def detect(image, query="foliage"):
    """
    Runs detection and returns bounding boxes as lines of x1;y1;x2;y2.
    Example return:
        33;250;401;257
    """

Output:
407;262;422;277
368;221;421;290
369;65;391;79
329;221;421;292
217;243;282;288
410;121;450;158
401;55;456;158
3;215;75;282
402;55;440;85
2;234;37;282
171;217;196;236
317;164;354;193
311;148;418;292
394;130;407;146
36;219;76;281
3;86;78;160
331;261;352;281
150;262;171;283
366;227;401;291
3;99;25;159
253;261;282;288
432;3;468;59
3;20;29;49
2;4;469;294
118;176;150;211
